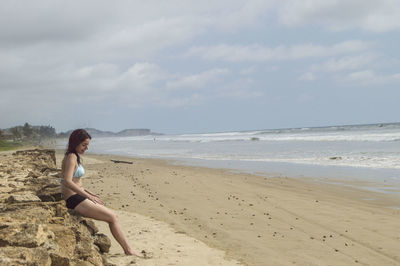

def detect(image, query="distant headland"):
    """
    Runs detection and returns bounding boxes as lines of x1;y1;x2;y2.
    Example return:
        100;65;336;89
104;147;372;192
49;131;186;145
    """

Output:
0;123;163;150
57;128;163;138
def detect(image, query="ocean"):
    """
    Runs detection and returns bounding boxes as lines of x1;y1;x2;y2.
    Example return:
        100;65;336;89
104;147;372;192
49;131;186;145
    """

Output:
57;122;400;194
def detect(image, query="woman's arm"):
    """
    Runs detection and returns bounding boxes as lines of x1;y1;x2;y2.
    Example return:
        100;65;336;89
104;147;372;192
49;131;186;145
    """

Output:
84;188;99;196
62;154;103;205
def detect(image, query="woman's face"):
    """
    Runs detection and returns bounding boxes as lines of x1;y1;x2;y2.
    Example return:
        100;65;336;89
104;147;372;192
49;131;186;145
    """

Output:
75;138;90;154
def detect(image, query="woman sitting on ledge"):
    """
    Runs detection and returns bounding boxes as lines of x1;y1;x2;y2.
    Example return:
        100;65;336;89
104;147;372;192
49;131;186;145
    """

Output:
61;128;141;257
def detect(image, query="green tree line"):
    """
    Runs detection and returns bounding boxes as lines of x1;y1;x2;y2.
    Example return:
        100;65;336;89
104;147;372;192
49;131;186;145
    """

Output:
0;123;56;140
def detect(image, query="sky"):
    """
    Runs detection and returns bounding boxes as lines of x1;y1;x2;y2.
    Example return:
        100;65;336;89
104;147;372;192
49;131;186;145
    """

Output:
1;0;400;134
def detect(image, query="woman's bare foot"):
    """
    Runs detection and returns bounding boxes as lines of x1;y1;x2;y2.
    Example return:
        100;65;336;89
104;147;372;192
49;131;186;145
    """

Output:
125;249;152;259
124;248;144;258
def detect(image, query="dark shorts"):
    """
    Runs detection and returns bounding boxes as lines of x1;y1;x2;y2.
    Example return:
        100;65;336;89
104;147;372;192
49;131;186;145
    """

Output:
65;194;87;209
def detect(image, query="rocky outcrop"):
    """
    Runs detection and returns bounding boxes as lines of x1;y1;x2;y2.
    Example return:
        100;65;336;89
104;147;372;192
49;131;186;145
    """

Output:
0;149;113;265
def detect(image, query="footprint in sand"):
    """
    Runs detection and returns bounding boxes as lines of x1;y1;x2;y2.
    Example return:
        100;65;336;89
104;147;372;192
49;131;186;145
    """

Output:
140;250;154;259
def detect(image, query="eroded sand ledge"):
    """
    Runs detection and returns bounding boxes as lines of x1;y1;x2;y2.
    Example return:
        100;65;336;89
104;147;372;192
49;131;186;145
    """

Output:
0;149;112;265
75;152;400;266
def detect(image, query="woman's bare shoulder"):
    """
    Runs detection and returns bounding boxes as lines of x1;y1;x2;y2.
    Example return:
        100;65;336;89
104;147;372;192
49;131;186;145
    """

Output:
64;153;77;164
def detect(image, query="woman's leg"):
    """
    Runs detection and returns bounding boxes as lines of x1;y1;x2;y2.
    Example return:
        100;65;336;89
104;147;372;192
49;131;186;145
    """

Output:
74;200;139;256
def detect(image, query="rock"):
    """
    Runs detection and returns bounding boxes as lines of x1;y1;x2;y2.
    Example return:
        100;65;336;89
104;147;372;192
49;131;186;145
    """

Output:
0;246;52;265
50;253;71;266
103;258;118;266
0;223;50;248
13;149;56;167
28;170;41;178
94;233;111;253
37;186;63;202
80;218;99;235
7;193;41;203
8;183;17;188
49;225;76;257
0;149;113;265
55;204;69;218
73;230;94;257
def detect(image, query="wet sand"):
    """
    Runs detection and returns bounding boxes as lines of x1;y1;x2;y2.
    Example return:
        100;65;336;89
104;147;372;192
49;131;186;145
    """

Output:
56;151;400;265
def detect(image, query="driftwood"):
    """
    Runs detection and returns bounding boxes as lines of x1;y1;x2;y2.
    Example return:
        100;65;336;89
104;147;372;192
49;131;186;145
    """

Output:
110;159;133;164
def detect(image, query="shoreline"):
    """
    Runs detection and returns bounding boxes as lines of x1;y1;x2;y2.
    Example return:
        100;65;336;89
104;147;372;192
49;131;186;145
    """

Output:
55;150;400;265
55;135;400;196
57;140;400;197
168;157;400;197
82;151;400;209
80;147;400;199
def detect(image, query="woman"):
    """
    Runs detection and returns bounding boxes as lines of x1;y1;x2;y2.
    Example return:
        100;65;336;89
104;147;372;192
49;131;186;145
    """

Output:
61;129;141;257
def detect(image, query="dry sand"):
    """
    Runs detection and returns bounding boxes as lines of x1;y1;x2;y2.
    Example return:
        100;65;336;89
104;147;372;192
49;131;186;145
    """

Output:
56;151;400;266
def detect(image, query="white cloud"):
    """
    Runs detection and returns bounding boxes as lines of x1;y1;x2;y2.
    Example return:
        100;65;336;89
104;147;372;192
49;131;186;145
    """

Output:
307;54;376;75
166;68;231;90
211;0;275;31
0;1;274;50
77;63;119;79
117;63;164;88
347;70;400;85
265;66;280;72
215;78;262;99
240;67;257;75
0;61;167;107
159;94;206;108
166;69;263;100
185;40;370;62
101;16;207;60
320;54;375;72
348;70;375;80
0;0;275;109
278;0;400;32
299;72;316;81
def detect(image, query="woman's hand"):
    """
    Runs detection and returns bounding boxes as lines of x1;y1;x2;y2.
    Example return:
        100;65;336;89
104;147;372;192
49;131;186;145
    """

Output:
83;189;104;205
87;194;104;205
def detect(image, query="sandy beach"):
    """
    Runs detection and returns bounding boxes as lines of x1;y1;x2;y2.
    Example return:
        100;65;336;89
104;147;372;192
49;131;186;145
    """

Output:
55;151;400;266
